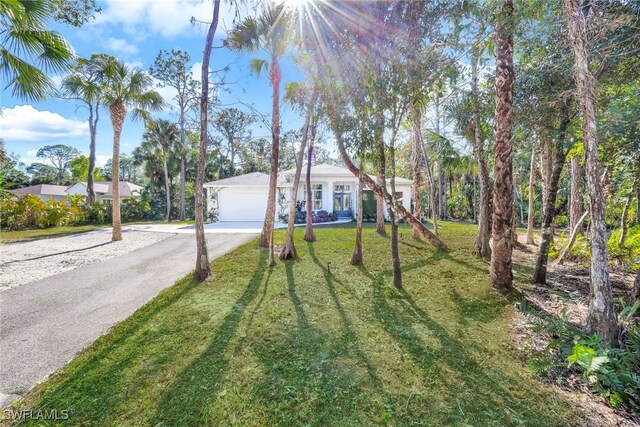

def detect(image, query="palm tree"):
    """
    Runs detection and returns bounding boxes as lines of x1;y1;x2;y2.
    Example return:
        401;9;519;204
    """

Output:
94;55;164;241
490;0;515;292
61;56;102;205
143;119;179;222
1;0;74;101
228;3;290;265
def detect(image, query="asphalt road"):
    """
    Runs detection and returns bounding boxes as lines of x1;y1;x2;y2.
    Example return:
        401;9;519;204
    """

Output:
0;232;257;408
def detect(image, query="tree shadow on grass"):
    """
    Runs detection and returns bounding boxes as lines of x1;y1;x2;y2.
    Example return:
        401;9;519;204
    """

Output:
151;251;269;426
306;243;385;393
362;264;572;426
22;272;203;425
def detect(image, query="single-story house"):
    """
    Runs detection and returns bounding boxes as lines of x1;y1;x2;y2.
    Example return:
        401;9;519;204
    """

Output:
9;181;143;203
8;184;70;202
204;163;412;223
66;181;143;202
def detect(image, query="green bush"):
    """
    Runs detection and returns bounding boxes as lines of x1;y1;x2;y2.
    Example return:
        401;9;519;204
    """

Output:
1;195;155;231
121;198;153;222
566;323;640;409
1;195;49;230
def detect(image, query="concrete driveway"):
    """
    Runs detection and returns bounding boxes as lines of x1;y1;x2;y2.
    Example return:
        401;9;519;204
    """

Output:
0;232;257;408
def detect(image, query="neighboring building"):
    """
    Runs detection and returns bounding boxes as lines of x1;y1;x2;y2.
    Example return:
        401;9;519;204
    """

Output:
66;181;143;202
204;163;412;223
8;184;69;202
9;181;143;203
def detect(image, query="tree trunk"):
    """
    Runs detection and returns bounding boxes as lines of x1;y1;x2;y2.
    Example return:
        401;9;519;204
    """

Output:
179;113;187;221
351;164;364;266
422;143;439;237
411;105;423;240
110;101;126;242
619;177;638;247
490;0;515;293
526;147;536;244
469;31;491;258
556;210;588;265
564;0;617;344
540;132;552;213
194;0;220;281
376;172;386;235
569;155;584;234
335;131;447;251
512;197;518;245
385;139;402;289
304;118;317;242
87;105;98;205
280;106;312;260
533;119;568;284
262;55;282;268
163;152;171;222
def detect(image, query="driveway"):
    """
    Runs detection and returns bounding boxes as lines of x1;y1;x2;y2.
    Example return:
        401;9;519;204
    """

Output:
0;232;257;408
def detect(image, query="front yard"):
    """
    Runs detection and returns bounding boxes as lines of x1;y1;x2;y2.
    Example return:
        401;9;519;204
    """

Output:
7;223;578;426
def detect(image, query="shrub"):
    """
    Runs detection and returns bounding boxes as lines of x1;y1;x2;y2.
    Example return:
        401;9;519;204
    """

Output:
43;200;72;227
280;209;338;224
122;198;153;222
565;323;640;409
1;195;48;230
1;195;156;231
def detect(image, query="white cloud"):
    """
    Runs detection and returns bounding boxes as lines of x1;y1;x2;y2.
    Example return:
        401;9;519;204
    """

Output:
94;0;240;39
0;105;89;142
105;37;138;55
95;154;111;167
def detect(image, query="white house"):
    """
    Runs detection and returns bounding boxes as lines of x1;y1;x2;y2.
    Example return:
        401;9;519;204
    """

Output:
10;181;143;203
9;184;69;202
204;163;412;223
66;181;143;202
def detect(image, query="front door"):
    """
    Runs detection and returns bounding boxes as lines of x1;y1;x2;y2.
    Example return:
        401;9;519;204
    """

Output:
333;185;352;217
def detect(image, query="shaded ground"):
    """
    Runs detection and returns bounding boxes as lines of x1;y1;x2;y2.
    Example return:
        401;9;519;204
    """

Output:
3;222;582;426
512;236;639;427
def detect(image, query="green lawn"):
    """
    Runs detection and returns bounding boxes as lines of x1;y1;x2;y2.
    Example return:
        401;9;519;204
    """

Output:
0;225;107;243
12;222;576;426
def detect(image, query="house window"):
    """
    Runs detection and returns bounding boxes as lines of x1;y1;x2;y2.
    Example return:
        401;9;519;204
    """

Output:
304;184;323;209
334;184;351;192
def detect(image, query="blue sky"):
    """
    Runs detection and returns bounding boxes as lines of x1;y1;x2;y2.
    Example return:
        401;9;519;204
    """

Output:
1;0;306;168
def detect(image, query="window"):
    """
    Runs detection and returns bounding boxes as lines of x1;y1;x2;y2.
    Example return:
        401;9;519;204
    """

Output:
304;184;323;209
334;184;351;192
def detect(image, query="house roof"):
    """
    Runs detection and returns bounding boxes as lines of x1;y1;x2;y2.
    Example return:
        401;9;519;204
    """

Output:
205;163;412;188
9;184;69;196
73;181;143;197
282;163;414;185
204;172;291;188
10;181;143;198
93;181;143;197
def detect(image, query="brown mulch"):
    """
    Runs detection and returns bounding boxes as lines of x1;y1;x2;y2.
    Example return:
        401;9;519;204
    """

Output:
511;236;639;427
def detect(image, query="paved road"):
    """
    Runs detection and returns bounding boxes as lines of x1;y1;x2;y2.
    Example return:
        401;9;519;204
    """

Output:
0;232;257;408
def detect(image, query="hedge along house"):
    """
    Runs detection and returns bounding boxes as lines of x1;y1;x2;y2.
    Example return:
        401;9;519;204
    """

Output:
203;163;413;223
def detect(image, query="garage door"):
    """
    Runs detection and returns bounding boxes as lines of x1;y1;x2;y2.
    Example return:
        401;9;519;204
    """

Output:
218;188;268;222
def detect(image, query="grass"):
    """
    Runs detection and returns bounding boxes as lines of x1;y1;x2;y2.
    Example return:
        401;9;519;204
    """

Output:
9;222;577;426
0;225;107;243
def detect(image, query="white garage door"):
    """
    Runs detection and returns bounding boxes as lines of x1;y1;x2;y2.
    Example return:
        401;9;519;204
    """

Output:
218;188;268;222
